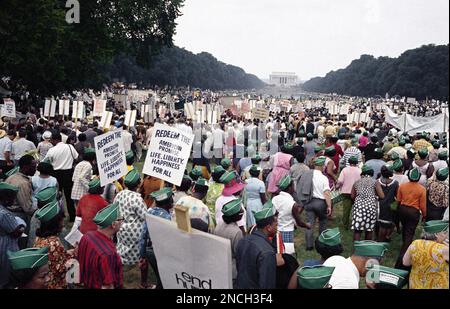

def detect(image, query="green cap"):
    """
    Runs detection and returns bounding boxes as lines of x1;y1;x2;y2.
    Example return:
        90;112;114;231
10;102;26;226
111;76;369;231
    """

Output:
361;165;374;174
421;131;428;138
438;151;448;160
353;241;388;257
253;202;276;222
436;167;449;181
251;154;262;164
0;182;19;193
390;152;400;160
88;177;101;193
314;145;323;153
126;150;134;161
392;159;403;172
374;148;383;154
398;139;406;146
124;169;141;187
213;165;226;174
190;166;203;179
93;202;119;228
35;200;60;223
249;164;261;175
219;171;235;184
221;198;242;217
5;166;19;177
284;143;294;150
150;187;173;202
418;148;428;157
423;220;448;234
35;186;57;204
84;148;96;155
7;247;49;270
338;133;345;139
366;265;409;288
278;175;292;190
351;138;358;145
221;158;231;169
408;167;421;182
307;133;314;139
297;266;335;289
314;156;326;166
318;227;341;246
195;177;209;188
297;138;304;145
324;146;335;155
348;156;358;165
432;141;440;149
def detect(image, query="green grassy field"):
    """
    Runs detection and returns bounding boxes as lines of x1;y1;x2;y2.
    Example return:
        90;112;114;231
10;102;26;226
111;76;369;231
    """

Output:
124;155;422;289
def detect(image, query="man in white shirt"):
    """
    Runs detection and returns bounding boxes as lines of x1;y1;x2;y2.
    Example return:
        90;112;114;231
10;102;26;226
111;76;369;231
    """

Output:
323;240;388;289
213;124;225;165
44;132;79;222
175;118;193;136
304;156;332;250
11;128;36;164
0;129;16;177
121;126;133;153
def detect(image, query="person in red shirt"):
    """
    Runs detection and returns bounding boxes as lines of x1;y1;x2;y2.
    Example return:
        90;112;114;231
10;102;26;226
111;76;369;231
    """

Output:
327;136;344;173
77;202;124;289
74;178;108;234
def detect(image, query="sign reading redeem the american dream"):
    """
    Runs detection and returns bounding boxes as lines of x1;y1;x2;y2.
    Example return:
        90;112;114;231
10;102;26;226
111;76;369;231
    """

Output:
143;123;194;186
94;130;128;186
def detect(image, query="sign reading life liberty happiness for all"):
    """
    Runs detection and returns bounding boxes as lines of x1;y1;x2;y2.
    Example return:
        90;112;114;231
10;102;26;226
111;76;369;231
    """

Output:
94;130;128;187
143;123;194;186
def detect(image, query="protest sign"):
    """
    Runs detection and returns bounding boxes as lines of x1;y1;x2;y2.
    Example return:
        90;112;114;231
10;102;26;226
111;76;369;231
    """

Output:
59;100;65;115
252;108;270;120
94;130;128;186
50;99;56;117
2;98;16;118
124;110;137;127
99;111;113;129
145;213;233;289
72;101;79;119
64;100;70;116
44;99;51;117
93;98;107;117
143;123;194;186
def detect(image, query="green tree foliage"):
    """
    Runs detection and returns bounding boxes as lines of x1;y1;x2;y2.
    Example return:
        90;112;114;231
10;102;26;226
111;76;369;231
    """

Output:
302;44;449;100
99;47;265;90
0;0;184;95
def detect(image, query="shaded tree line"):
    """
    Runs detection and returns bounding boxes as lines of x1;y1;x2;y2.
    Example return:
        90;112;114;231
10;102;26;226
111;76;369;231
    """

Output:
302;44;449;100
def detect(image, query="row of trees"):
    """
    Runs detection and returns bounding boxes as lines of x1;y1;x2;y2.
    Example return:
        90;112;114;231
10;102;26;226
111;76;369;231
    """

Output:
100;47;265;90
302;44;449;100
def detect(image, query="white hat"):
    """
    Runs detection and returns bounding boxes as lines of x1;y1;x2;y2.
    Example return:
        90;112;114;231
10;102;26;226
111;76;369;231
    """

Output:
42;131;52;140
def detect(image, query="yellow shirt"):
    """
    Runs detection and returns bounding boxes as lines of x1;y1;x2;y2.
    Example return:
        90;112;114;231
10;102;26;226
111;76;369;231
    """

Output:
407;240;449;289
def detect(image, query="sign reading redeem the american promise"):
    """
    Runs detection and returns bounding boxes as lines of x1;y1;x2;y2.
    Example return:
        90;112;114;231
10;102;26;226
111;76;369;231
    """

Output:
143;123;194;186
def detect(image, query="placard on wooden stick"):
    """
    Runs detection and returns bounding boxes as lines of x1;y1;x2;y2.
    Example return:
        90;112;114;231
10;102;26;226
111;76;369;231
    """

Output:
174;205;191;233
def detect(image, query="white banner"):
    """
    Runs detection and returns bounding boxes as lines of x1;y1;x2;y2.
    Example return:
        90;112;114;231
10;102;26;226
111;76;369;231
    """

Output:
64;100;70;116
94;130;128;187
59;100;65;115
145;213;233;289
44;99;51;117
99;111;113;130
2;98;16;118
383;105;447;134
50;99;56;117
93;98;107;117
124;110;137;127
143;123;194;186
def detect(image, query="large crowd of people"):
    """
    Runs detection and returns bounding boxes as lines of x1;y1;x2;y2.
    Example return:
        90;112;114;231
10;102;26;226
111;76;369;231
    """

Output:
0;90;448;289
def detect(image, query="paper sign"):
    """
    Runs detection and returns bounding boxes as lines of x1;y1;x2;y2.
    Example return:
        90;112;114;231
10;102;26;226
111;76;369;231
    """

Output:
77;101;84;119
72;101;79;119
143;123;194;186
64;229;83;247
2;98;16;118
64;100;70;116
252;108;270;120
93;98;107;117
59;100;65;115
124;110;137;127
94;130;128;186
145;213;233;289
99;111;113;129
50;99;56;117
44;99;51;117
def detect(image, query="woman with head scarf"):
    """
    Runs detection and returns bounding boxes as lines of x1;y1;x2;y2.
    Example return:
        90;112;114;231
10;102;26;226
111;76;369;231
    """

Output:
402;220;448;289
426;167;449;221
412;148;435;186
266;144;294;195
36;131;53;162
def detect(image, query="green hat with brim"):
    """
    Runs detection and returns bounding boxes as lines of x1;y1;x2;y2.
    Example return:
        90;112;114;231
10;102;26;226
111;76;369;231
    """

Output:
438;151;448;160
408;167;421;182
219;171;235;184
221;198;242;217
195;177;209;188
124;169;141;187
314;145;323;153
7;247;49;270
390;152;400;160
432;141;440;149
436;167;449;181
88;178;101;193
190;166;203;178
297;139;304;145
150;187;173;202
307;133;314;139
213;165;226;175
392;159;403;172
278;174;292;191
353;240;388;257
284;143;294;150
297;266;335;289
35;200;60;223
351;138;358;145
93;202;119;228
318;227;341;247
35;186;57;204
249;164;261;174
0;182;19;193
253;207;275;222
251;155;262;164
423;220;448;234
125;150;134;161
348;156;358;165
314;156;326;166
418;148;428;157
374;148;383;154
398;140;406;146
366;265;409;289
5;166;19;178
221;158;231;169
84;148;96;155
361;165;374;174
324;146;335;155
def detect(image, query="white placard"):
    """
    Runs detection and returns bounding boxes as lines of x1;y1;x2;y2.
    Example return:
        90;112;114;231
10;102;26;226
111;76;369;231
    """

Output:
99;111;113;129
94;130;128;186
145;213;233;289
143;123;194;186
93;98;107;117
72;101;79;119
2;98;16;118
50;99;56;117
64;100;70;116
44;99;51;117
64;229;83;247
77;101;84;119
124;110;137;127
59;100;65;115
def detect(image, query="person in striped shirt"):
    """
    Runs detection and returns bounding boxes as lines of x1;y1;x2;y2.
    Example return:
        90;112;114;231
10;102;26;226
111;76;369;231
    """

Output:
342;138;362;168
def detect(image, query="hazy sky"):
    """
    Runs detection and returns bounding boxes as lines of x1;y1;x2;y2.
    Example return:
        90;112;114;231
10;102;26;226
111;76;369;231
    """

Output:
174;0;449;80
